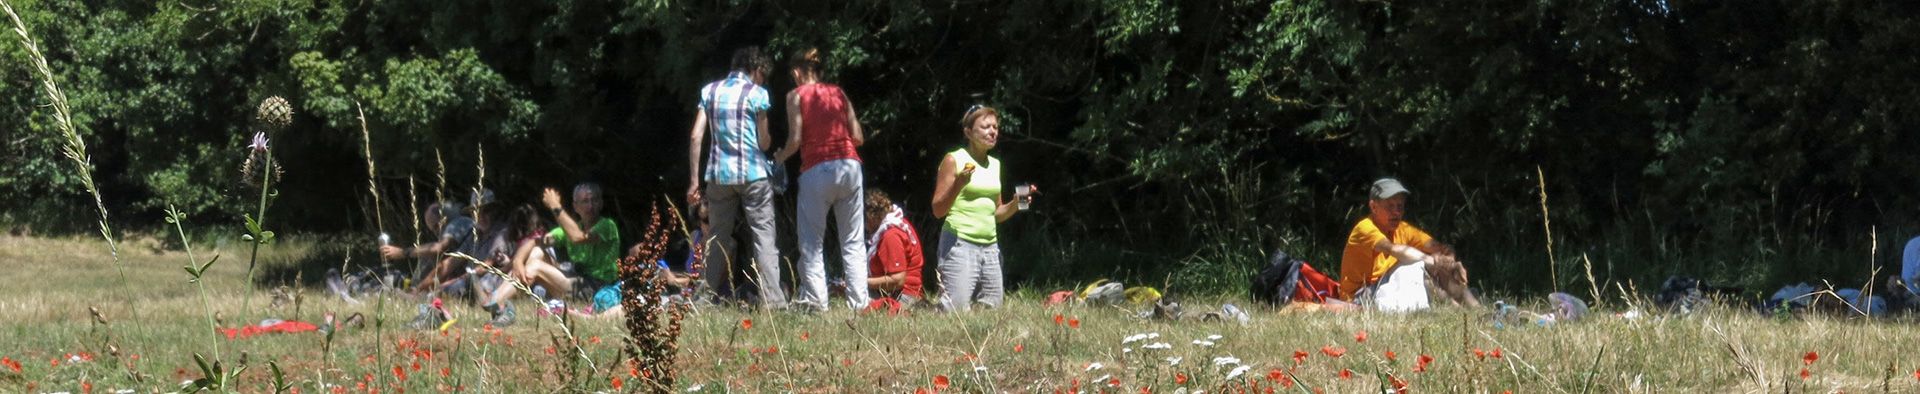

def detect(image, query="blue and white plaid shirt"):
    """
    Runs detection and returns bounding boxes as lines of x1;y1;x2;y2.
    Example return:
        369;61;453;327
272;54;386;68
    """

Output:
698;72;773;185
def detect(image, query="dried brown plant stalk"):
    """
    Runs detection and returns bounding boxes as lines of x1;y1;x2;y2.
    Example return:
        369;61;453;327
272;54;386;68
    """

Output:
620;202;691;392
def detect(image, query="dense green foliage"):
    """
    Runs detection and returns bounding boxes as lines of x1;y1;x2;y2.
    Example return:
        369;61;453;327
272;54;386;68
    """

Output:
6;0;1917;295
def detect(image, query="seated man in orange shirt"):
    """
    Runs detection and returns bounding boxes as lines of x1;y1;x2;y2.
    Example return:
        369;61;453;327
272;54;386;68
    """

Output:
1338;178;1478;311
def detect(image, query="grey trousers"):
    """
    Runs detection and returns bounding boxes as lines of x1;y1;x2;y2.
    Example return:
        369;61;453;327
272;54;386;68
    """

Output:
794;159;870;311
703;180;787;308
937;230;1002;311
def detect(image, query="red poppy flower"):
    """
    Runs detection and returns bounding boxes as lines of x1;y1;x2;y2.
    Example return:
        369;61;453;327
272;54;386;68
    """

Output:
1802;351;1818;365
1140;386;1151;394
590;336;601;344
411;361;421;371
1279;374;1295;388
1911;369;1918;381
1799;368;1810;380
440;367;450;378
801;332;811;341
611;376;623;390
1354;331;1368;343
1176;372;1190;384
1292;350;1309;364
1320;345;1346;358
1472;348;1486;360
741;319;753;330
81;380;91;394
843;359;853;366
1390;375;1409;393
1269;368;1285;382
1384;351;1397;361
1414;354;1434;372
916;388;931;394
1069;318;1081;329
1338;369;1352;380
1054;314;1065;325
1108;377;1121;387
933;374;950;390
766;346;779;354
393;366;407;382
1491;348;1504;359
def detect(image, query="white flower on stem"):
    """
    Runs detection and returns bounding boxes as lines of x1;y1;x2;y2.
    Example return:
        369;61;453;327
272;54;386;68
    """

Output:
1122;333;1150;344
1225;365;1251;380
1165;356;1183;366
686;383;704;392
1206;334;1223;341
1211;356;1241;366
974;365;988;374
1123;347;1133;354
250;132;269;153
1192;339;1216;347
1085;362;1104;372
1143;342;1172;350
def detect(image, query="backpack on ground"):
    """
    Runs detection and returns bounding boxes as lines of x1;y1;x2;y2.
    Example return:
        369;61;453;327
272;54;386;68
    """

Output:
1250;249;1339;306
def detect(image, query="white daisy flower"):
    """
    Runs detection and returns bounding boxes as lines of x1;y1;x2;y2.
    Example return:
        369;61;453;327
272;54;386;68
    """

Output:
1225;365;1251;380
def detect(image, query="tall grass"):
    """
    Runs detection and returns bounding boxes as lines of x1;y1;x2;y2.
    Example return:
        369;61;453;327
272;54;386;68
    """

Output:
2;0;131;314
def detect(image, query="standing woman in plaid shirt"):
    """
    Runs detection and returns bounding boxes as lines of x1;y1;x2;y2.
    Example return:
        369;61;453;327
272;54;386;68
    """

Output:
686;47;787;309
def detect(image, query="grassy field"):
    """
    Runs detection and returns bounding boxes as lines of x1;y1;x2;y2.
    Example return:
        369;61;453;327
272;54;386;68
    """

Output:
2;235;1918;393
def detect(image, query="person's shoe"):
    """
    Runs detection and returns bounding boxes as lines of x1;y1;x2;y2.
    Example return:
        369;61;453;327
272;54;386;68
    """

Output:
487;302;517;327
407;303;447;330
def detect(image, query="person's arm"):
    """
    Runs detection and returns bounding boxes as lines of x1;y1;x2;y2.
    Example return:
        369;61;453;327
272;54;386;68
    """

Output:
687;109;709;206
1374;239;1432;265
867;271;908;292
1418;239;1455;257
509;238;537;281
543;188;594;244
775;90;804;163
931;154;971;218
993;193;1018;223
756;111;773;152
845;93;865;147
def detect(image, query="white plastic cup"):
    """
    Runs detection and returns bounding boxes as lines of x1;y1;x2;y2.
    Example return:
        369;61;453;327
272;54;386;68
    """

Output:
1014;184;1032;210
379;233;391;247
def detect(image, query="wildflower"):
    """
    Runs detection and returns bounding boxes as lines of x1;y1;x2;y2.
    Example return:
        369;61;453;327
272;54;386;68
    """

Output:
81;380;91;394
914;388;931;394
440;367;450;378
740;319;753;330
611;376;623;390
1320;346;1346;358
410;361;420;371
1384;351;1397;361
1164;356;1182;366
1472;348;1486;360
933;375;950;390
1175;372;1189;385
1055;314;1065;325
250;132;270;153
1799;368;1810;380
1014;344;1024;353
1123;347;1133;354
1354;330;1368;343
974;365;988;374
1802;351;1818;365
1207;334;1223;341
843;359;853;366
1192;340;1216;347
2;356;20;373
1107;376;1121;387
1143;342;1172;350
800;332;810;341
1226;365;1251;380
1491;348;1504;359
1338;369;1352;380
1212;356;1241;366
688;383;705;392
393;366;407;382
1912;369;1918;381
1086;362;1105;372
766;346;779;354
1122;333;1157;344
1390;374;1409;393
1414;354;1434;372
590;336;601;344
1292;350;1309;364
1069;318;1081;329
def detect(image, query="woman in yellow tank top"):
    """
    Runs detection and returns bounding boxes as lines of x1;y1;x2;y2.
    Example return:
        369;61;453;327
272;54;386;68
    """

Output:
931;105;1035;311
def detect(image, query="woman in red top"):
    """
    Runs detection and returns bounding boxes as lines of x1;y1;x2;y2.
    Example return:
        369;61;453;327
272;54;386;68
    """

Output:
862;191;924;306
773;48;871;311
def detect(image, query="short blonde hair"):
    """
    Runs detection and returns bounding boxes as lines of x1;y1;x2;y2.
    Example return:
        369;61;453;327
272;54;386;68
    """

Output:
960;105;998;129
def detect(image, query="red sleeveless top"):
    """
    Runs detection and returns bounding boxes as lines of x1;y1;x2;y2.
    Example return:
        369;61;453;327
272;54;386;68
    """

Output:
795;83;860;172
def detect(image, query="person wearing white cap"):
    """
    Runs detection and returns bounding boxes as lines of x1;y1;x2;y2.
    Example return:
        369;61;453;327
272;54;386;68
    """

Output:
1337;178;1478;311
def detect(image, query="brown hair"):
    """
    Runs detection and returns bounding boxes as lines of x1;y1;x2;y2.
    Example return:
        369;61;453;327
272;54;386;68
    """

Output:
864;190;893;224
789;47;822;73
960;105;998;129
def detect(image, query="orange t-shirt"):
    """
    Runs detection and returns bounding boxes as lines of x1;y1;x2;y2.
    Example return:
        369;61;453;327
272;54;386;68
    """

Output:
1338;218;1433;300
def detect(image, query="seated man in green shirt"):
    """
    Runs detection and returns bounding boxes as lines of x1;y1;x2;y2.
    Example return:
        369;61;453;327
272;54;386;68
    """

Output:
542;183;622;311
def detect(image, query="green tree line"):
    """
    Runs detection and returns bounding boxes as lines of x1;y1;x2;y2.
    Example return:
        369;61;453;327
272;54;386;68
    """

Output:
5;0;1917;295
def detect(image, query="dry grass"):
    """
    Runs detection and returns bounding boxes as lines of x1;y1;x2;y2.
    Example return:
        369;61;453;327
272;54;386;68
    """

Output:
1;236;1918;393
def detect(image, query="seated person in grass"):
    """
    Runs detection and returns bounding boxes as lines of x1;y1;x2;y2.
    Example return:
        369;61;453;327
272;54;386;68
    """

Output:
582;205;706;318
475;204;576;326
380;201;475;294
862;190;924;309
1338;178;1478;311
542;183;622;300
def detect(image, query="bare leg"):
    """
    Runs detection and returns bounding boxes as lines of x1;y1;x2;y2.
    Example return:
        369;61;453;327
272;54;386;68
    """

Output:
1426;255;1480;307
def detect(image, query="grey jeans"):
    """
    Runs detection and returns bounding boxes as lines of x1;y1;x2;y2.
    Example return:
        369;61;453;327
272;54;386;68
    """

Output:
794;159;869;310
937;229;1002;311
702;180;787;308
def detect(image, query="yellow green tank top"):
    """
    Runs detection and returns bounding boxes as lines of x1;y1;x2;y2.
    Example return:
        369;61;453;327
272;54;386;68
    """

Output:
945;148;1000;244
